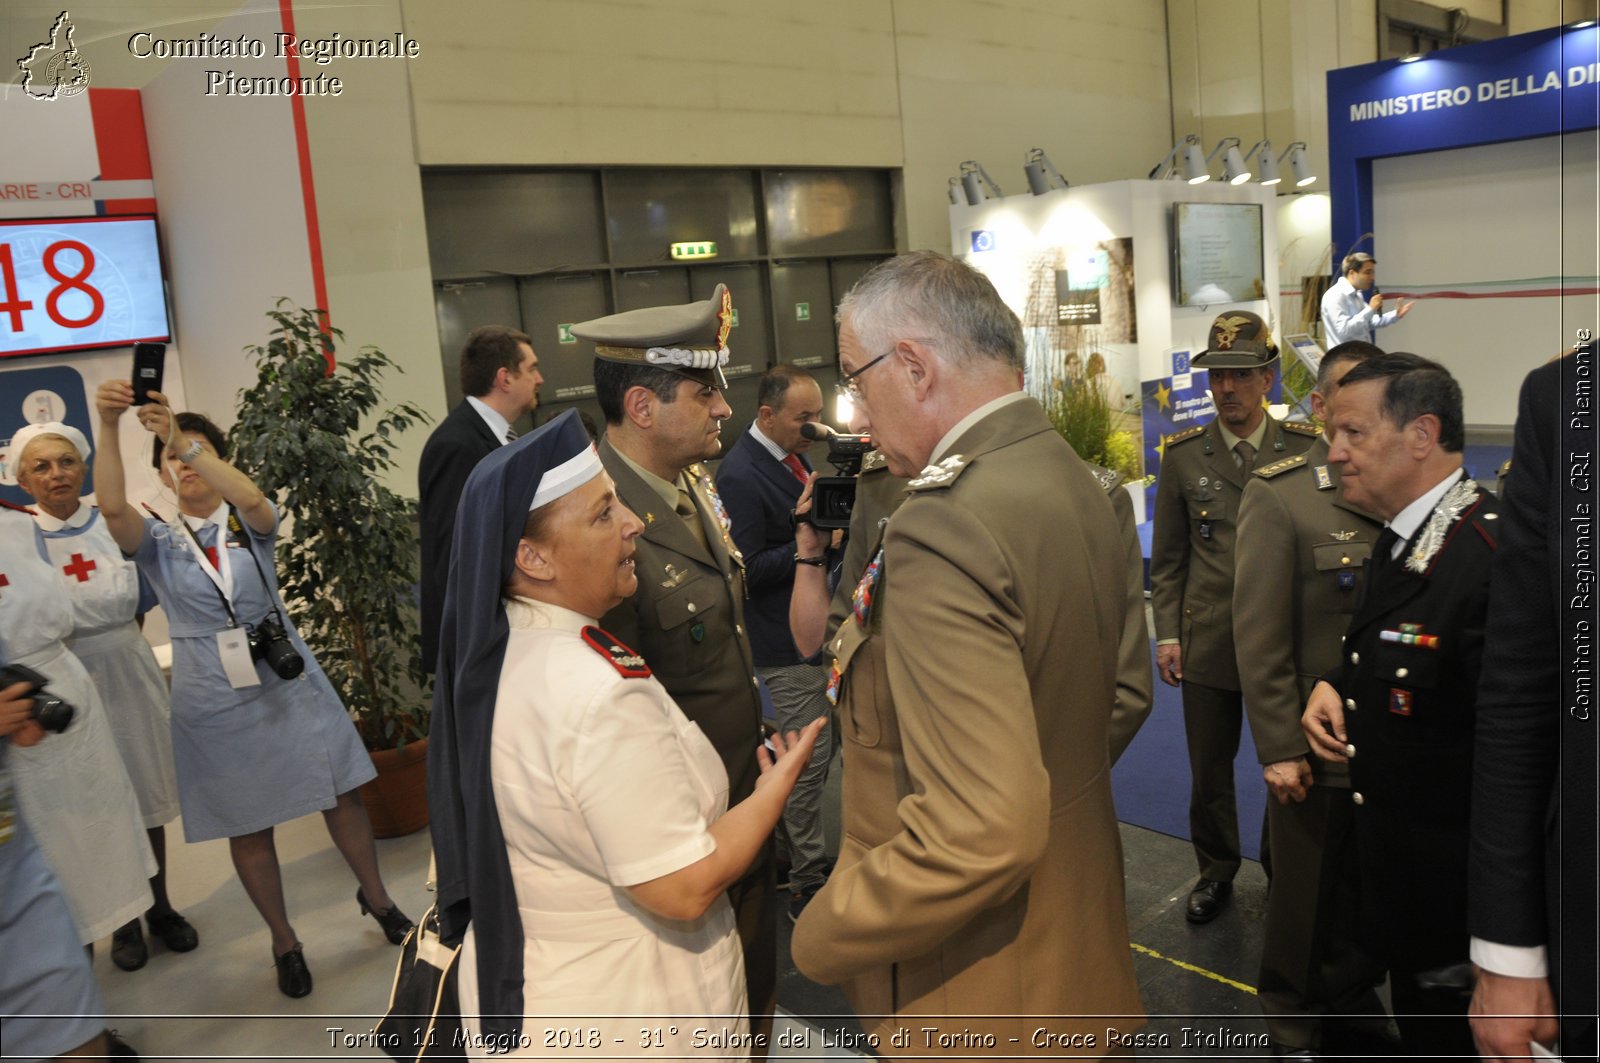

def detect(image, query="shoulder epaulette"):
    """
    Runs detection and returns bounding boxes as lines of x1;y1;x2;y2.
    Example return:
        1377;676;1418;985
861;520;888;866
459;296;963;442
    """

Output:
1281;421;1321;437
906;454;971;492
1497;458;1512;477
1253;453;1308;479
1085;461;1123;493
861;450;889;474
686;463;708;480
581;626;652;678
1163;425;1206;447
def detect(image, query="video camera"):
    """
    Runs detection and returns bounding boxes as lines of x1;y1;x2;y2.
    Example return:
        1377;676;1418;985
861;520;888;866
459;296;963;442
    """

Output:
794;422;875;531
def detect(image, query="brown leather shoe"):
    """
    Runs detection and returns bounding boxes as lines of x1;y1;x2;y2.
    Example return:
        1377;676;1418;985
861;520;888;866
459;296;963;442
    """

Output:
1185;878;1232;924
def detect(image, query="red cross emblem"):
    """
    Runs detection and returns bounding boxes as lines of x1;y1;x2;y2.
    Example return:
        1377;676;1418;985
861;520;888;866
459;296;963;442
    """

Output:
62;553;97;582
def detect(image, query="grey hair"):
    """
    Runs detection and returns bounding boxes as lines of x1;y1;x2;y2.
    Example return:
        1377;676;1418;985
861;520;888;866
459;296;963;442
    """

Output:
837;251;1024;372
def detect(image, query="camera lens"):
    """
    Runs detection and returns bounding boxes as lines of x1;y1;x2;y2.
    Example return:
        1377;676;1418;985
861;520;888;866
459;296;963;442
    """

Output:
33;695;75;734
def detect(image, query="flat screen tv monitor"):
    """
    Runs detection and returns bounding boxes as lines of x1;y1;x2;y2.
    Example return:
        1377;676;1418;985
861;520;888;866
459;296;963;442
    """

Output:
1171;202;1264;307
0;215;173;359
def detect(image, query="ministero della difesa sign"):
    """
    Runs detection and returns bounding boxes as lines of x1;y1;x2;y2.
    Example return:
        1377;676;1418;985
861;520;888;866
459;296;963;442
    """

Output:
1325;23;1600;255
127;24;420;97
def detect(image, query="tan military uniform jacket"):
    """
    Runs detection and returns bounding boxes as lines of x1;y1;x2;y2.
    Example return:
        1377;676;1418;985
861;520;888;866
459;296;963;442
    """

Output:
1150;414;1318;690
825;455;1152;765
596;436;764;802
1233;436;1382;785
791;398;1144;1052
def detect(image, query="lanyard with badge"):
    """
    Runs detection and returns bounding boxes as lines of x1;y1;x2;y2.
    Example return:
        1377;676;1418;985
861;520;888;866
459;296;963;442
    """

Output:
150;503;297;689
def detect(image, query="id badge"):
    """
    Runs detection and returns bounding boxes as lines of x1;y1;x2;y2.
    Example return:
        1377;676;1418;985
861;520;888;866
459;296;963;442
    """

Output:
218;629;261;689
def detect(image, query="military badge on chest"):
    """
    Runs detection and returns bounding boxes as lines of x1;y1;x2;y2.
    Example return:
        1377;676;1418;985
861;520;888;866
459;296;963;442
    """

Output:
826;546;884;705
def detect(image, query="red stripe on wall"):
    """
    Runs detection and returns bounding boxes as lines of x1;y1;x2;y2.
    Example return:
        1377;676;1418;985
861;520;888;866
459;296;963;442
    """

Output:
87;89;153;179
278;0;332;356
88;89;155;216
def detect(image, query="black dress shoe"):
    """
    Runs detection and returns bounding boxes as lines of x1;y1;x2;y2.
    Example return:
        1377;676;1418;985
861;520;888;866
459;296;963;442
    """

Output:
274;943;313;998
111;919;148;971
1185;878;1232;924
145;906;199;952
357;888;414;945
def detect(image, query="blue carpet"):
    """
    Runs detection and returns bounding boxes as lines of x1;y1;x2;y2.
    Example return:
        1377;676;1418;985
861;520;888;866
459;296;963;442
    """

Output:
1111;640;1265;863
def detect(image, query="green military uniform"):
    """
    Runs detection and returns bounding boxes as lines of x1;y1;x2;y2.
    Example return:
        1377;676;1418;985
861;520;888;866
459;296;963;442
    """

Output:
1233;435;1388;1053
577;286;775;1043
1149;310;1319;893
1150;413;1318;880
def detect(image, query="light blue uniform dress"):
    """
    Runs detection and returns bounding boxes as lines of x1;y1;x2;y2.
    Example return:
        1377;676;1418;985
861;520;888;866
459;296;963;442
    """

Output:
128;505;374;842
0;742;108;1061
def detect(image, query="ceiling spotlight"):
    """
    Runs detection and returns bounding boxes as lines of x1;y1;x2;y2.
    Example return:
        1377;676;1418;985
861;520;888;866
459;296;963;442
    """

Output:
1283;141;1316;187
1207;137;1252;185
1149;134;1210;183
1023;148;1068;195
948;177;963;206
959;160;1004;205
1244;139;1281;185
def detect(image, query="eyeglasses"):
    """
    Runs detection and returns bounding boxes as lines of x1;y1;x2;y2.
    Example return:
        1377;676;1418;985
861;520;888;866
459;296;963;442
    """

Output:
835;350;894;401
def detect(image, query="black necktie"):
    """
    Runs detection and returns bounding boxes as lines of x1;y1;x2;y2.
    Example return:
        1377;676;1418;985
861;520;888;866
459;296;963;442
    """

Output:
1369;527;1403;583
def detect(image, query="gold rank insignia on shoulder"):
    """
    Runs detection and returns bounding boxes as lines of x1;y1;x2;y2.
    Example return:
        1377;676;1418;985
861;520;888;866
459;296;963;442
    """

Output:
580;626;652;678
1164;425;1205;446
1314;465;1334;490
861;450;888;473
907;454;969;491
1282;421;1321;437
1254;454;1306;479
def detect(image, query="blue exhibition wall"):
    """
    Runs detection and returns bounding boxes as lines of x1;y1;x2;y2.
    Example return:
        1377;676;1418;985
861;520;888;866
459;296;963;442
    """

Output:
1327;24;1599;260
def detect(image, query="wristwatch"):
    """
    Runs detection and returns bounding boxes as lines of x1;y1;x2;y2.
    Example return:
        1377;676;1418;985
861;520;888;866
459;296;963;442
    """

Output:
794;552;828;567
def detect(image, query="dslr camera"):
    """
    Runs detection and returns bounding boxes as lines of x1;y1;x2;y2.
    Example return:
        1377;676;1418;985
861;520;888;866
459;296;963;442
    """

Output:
0;663;76;733
794;422;875;531
248;614;305;680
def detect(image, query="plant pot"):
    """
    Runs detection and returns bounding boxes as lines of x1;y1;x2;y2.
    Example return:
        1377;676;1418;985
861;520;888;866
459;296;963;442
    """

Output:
360;736;430;838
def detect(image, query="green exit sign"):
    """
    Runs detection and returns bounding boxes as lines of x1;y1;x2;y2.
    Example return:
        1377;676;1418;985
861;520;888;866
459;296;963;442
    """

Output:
669;241;718;260
557;323;576;344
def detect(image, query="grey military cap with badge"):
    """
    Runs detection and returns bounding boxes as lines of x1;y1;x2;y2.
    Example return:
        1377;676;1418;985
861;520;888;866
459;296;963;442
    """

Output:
574;284;735;389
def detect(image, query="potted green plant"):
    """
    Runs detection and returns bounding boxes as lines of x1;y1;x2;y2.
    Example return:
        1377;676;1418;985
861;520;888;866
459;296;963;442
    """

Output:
1042;352;1142;483
228;301;433;836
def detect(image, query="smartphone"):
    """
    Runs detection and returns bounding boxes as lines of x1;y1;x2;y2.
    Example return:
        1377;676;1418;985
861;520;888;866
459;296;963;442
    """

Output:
131;342;165;405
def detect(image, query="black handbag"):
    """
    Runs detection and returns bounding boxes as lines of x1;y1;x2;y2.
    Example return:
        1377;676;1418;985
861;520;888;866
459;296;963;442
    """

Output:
373;903;467;1061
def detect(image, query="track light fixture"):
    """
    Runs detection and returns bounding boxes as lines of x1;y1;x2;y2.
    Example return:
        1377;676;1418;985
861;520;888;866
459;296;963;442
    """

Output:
1207;137;1252;185
1023;148;1068;195
1283;142;1316;187
1149;135;1210;183
960;160;1004;204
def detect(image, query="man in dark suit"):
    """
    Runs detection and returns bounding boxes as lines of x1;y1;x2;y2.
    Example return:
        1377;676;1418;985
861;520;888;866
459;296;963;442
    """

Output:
418;326;541;672
1468;342;1598;1062
1150;310;1318;923
1301;352;1496;1058
714;364;837;922
572;286;774;1048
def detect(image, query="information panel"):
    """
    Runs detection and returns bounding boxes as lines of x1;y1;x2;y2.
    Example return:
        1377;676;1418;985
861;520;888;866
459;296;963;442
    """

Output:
0;216;172;358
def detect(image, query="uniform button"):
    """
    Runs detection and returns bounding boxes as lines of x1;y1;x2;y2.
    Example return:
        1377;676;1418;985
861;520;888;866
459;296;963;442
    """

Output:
1341;555;1351;564
1352;792;1365;805
1350;651;1360;665
735;625;744;636
1395;666;1408;678
1345;698;1357;712
687;602;697;614
1200;509;1209;517
1345;743;1357;758
752;677;760;688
